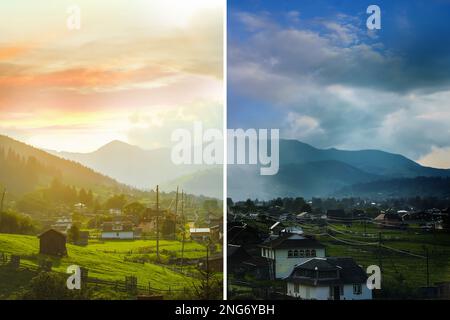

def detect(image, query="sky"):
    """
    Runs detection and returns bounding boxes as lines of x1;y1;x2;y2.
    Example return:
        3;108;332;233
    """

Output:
228;0;450;168
0;0;223;152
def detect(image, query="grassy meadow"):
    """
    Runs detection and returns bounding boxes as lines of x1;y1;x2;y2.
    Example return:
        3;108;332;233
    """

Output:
0;233;210;299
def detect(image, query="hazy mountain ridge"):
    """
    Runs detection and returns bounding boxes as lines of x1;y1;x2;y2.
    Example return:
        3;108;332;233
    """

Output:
0;135;128;196
50;140;222;197
228;139;450;200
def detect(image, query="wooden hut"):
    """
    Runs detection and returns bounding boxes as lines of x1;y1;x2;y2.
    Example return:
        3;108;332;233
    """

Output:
38;229;67;256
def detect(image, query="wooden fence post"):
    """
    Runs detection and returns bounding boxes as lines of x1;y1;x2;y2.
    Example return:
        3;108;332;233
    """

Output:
10;255;20;269
125;275;137;295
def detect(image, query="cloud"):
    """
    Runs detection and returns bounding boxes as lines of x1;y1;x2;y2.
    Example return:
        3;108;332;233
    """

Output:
0;2;223;152
229;11;450;162
0;45;29;61
418;147;450;169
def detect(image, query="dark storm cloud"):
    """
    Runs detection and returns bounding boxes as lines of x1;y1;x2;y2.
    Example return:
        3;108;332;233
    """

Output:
228;10;450;166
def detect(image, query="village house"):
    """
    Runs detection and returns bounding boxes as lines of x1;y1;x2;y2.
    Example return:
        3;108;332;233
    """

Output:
228;244;252;270
76;230;90;246
109;208;122;216
327;209;346;219
52;216;72;233
281;226;304;235
296;212;313;221
74;202;86;211
199;254;223;272
101;221;135;239
38;229;67;256
374;212;407;229
138;219;157;234
228;244;271;280
228;222;266;246
189;227;211;241
210;225;222;242
285;257;371;300
260;233;326;279
269;221;286;235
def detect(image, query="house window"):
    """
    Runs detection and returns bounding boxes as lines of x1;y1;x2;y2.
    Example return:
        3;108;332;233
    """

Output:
293;250;299;257
294;283;299;293
311;249;316;257
299;250;305;257
288;250;293;258
353;284;362;295
305;249;310;257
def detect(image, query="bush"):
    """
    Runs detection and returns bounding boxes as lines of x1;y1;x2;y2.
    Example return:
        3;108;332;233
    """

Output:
0;210;35;234
20;271;89;300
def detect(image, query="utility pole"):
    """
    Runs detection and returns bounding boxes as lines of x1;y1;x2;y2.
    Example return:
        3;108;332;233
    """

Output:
0;188;4;227
174;186;179;237
175;186;179;216
180;191;186;271
378;232;383;271
364;216;367;236
425;246;430;287
156;185;160;262
0;188;5;213
205;238;210;299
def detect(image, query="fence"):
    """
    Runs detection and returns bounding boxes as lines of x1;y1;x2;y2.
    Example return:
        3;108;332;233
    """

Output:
0;252;194;297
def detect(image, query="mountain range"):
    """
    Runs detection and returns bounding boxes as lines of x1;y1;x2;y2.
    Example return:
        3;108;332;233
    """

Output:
227;139;450;200
3;135;449;201
0;135;126;197
50;140;222;198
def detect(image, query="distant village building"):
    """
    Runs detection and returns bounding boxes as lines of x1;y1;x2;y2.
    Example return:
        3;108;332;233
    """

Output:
228;244;253;271
101;222;134;239
228;244;271;280
296;212;311;221
74;203;86;211
109;208;122;216
281;226;304;235
269;221;286;235
209;217;223;242
285;257;371;300
210;225;222;242
133;227;142;239
138;220;157;233
260;233;326;279
200;254;223;272
374;212;406;229
38;229;67;256
189;228;210;241
76;230;90;246
52;216;72;233
228;222;266;245
327;209;346;219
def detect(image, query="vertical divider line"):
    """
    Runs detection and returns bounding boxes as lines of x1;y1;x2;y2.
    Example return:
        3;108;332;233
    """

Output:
222;0;228;301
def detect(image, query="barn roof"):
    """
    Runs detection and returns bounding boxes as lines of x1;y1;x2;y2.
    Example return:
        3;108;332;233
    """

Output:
286;257;367;285
37;228;66;239
102;222;133;232
260;233;325;249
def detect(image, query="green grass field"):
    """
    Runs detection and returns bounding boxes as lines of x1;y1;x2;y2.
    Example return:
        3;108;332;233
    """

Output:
0;233;209;299
304;222;450;292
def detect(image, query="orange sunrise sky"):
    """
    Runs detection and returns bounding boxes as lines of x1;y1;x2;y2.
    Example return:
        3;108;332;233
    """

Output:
0;0;223;152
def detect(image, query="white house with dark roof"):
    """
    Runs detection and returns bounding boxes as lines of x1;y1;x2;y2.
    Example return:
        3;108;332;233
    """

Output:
260;233;326;279
101;221;134;239
285;257;372;300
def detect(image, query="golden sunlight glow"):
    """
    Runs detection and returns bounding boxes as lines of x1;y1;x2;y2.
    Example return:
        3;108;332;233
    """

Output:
0;0;223;152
